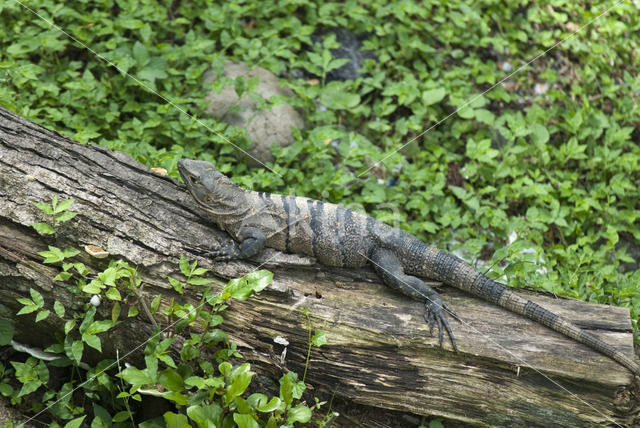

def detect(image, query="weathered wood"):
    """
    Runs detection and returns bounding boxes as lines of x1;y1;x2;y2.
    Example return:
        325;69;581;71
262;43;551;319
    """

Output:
0;106;639;427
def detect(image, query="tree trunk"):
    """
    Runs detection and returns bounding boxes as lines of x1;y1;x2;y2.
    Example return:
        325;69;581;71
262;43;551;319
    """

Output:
0;106;638;427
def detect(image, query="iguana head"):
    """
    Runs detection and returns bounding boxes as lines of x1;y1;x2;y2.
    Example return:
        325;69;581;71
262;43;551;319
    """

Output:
177;159;239;209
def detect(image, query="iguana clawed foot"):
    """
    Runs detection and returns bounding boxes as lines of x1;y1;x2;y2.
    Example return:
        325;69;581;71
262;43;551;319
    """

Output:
424;296;461;352
202;244;241;261
190;244;241;261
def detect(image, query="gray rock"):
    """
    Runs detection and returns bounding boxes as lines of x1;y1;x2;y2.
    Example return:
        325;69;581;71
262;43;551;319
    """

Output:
204;61;304;166
310;28;376;82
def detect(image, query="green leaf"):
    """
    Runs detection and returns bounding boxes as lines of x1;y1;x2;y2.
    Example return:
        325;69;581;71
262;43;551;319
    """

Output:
225;365;254;401
163;411;189;428
312;331;328;347
87;320;114;335
32;222;55;235
120;366;153;387
35;310;50;323
0;383;13;397
62;247;80;258
63;415;86;428
186;403;222;426
286;404;312;424
168;277;184;294
249;395;281;412
279;373;294;407
422;88;446;105
105;287;122;301
53;301;65;317
16;304;38;315
54;198;75;213
530;123;549;145
179;254;190;276
0;319;14;346
457;105;475;119
191;267;209;276
82;281;104;294
158;368;184;392
112;411;132;423
98;267;118;286
39;246;65;263
29;288;44;307
55;211;77;223
186;276;212;286
132;41;150;67
319;82;360;110
474;109;495;125
54;271;73;281
68;340;83;364
233;414;259;428
83;334;102;352
64;320;76;335
33;201;54;215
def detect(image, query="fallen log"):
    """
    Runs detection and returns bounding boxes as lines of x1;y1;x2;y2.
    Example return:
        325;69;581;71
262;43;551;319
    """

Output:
0;106;638;427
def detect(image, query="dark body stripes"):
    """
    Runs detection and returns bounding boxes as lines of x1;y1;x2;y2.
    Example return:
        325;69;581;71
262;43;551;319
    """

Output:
178;159;640;377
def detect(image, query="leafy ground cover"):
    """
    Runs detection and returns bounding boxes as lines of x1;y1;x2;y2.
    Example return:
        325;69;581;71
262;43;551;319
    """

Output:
1;0;640;425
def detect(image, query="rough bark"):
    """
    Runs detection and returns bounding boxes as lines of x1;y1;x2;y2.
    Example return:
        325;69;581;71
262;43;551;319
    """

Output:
0;106;639;427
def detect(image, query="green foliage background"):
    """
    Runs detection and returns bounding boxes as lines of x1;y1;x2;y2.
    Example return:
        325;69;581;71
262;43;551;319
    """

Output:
1;1;640;327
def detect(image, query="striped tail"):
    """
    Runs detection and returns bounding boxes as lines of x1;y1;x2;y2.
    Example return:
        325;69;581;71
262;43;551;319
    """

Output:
426;248;640;376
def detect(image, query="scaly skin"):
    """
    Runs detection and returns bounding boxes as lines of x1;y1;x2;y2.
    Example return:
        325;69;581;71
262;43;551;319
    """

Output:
178;158;640;376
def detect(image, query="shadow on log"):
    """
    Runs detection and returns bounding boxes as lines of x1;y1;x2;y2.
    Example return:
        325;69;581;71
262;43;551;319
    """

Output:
0;107;639;427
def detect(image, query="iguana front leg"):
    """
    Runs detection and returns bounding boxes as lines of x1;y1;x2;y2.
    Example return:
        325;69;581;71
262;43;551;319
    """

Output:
371;248;461;351
206;226;266;261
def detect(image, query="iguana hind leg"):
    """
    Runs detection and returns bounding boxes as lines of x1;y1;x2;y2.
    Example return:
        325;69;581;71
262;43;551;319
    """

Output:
206;226;266;261
371;248;460;351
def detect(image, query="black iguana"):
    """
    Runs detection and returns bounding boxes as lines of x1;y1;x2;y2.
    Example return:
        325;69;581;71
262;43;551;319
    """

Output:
177;158;640;376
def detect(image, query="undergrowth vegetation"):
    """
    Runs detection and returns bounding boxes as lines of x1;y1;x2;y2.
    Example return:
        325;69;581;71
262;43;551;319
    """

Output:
1;0;640;426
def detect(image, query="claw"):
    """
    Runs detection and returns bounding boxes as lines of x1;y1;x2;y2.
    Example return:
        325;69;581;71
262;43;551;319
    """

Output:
424;298;458;352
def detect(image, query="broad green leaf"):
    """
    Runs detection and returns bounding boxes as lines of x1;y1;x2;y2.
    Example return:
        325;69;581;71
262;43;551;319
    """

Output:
35;310;50;323
29;288;43;306
312;331;328;347
0;319;14;346
105;287;122;301
63;416;86;428
167;276;184;294
531;123;549;145
187;276;212;286
233;414;259;428
54;198;75;213
55;211;77;223
62;247;80;258
158;368;184;392
422;88;446;105
68;340;83;364
33;201;54;215
286;404;312;424
279;372;294;407
32;222;55;235
132;41;150;67
319;82;360;110
163;411;189;428
87;320;114;335
457;105;474;119
179;254;190;276
120;366;153;387
16;304;38;315
98;267;118;286
82;334;102;352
